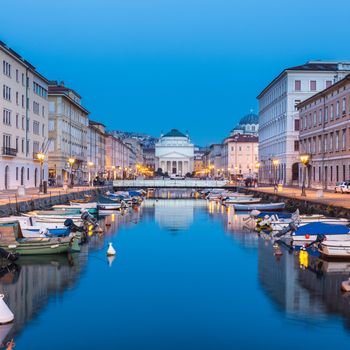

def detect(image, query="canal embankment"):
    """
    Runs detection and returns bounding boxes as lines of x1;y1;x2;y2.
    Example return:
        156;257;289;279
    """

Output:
237;186;350;218
0;186;112;217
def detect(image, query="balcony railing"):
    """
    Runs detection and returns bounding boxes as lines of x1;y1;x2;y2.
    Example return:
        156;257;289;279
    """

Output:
2;147;17;157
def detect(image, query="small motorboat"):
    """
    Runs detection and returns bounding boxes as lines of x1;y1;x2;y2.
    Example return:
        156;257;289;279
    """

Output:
97;195;124;210
319;240;350;259
54;203;98;214
22;211;83;224
0;221;73;255
233;202;285;211
223;197;261;205
291;222;350;244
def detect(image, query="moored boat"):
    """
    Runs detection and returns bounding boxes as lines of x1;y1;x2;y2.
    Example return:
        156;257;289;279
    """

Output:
0;221;73;255
233;202;285;211
319;240;350;259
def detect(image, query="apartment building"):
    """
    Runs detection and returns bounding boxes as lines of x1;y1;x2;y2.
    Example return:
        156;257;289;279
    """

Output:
298;74;350;189
258;61;350;185
0;41;49;190
48;82;89;186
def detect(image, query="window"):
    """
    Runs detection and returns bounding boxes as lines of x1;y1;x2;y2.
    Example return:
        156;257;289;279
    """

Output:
324;135;328;152
16;167;18;181
42;106;45;117
33;121;40;135
319;109;322;123
313;111;317;126
318;136;322;153
330;133;333;151
16;114;19;128
2;109;11;125
16;70;19;82
326;80;332;88
294;119;300;131
310;80;317;91
33;81;48;99
21;139;24;153
27;168;29;181
335;131;339;151
2;85;11;101
325;106;328;121
21;73;24;86
342;129;346;149
342;97;346;114
2;61;11;77
33;101;40;115
295;80;301;91
15;137;18;151
330;104;334;120
15;92;18;105
21;116;25;130
336;101;340;117
42;124;45;136
294;140;299;151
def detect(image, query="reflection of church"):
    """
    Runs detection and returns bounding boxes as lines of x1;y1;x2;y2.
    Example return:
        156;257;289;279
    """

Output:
155;129;194;176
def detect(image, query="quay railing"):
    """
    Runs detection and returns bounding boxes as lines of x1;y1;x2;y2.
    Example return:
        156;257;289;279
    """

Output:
112;179;228;188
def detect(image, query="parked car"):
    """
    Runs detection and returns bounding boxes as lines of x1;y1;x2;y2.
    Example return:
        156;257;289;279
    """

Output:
334;181;350;193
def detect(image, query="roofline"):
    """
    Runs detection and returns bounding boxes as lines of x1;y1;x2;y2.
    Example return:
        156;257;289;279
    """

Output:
0;41;50;84
297;73;350;109
256;63;350;99
48;92;90;115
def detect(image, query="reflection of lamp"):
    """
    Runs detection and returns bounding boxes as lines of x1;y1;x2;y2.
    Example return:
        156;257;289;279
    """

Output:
37;152;45;193
68;157;75;187
88;161;94;186
300;154;310;197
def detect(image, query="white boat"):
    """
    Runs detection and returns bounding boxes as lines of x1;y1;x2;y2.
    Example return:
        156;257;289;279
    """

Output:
223;197;261;205
22;211;83;224
319;240;350;259
97;202;122;210
233;202;285;211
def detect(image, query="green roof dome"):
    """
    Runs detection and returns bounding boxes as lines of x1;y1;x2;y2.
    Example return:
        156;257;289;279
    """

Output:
239;113;258;125
163;129;187;137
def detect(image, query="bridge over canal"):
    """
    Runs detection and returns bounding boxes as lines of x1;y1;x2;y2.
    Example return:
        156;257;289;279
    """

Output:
113;179;228;189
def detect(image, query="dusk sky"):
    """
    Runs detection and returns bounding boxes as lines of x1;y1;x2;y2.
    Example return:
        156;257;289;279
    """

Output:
2;0;350;145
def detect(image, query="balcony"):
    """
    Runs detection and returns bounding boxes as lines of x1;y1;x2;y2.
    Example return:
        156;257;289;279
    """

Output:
2;147;17;157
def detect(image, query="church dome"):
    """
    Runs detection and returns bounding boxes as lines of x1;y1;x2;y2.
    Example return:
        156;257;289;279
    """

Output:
239;113;258;125
163;129;187;138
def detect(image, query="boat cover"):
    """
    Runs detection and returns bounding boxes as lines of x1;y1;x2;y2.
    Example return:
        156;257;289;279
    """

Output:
294;222;350;236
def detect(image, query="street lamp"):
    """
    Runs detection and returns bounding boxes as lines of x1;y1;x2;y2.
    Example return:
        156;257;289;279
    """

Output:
300;154;310;197
255;162;261;187
68;157;75;188
272;159;279;193
37;152;45;193
88;161;94;186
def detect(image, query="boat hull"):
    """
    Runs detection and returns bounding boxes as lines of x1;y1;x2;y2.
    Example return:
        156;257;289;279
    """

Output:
319;241;350;259
233;203;285;211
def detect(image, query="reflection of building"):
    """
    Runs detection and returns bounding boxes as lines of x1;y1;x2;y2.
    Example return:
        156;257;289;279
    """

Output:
0;40;49;190
155;129;194;176
146;199;198;231
48;81;89;185
0;253;88;342
258;240;326;316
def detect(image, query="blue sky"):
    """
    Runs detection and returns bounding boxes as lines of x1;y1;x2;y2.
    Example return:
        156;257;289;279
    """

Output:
2;0;350;145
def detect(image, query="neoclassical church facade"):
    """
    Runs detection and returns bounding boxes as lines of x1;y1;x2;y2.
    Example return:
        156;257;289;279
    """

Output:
155;129;194;175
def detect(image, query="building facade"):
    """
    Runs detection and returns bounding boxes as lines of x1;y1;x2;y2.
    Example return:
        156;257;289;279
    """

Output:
0;41;49;190
105;133;132;179
87;120;106;181
298;74;350;189
221;134;259;178
48;82;89;186
155;129;194;176
258;61;350;185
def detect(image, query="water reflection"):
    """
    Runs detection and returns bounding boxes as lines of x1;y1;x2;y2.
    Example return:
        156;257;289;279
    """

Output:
0;252;88;344
144;199;206;232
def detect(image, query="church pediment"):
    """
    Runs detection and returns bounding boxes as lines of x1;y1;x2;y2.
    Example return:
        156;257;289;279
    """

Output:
157;151;191;159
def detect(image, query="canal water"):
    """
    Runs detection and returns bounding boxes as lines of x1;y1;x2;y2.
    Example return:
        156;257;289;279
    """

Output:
1;199;350;349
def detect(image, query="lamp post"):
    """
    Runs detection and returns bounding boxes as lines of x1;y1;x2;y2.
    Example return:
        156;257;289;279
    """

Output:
300;154;310;197
37;152;45;193
88;161;93;186
68;157;75;188
272;159;279;193
255;162;261;187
